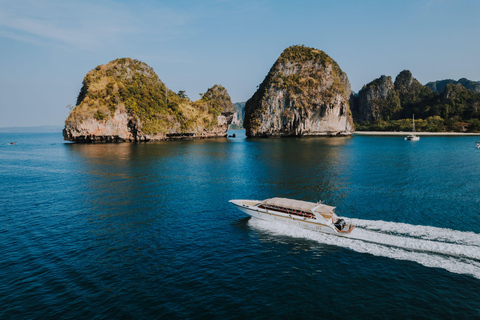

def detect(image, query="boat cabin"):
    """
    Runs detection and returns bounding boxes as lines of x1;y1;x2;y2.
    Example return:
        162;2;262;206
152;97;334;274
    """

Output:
259;197;336;221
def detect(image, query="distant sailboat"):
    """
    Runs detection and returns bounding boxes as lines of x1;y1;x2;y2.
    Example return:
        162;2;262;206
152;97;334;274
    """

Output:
405;115;420;141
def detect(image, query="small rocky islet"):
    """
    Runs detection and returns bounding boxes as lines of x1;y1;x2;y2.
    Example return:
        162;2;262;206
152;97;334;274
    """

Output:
63;46;480;142
63;58;235;142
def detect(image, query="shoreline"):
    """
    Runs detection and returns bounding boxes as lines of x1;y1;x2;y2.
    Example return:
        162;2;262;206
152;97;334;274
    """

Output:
354;131;480;136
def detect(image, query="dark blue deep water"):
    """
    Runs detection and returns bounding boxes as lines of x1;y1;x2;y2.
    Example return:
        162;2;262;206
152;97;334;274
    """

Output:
1;131;480;319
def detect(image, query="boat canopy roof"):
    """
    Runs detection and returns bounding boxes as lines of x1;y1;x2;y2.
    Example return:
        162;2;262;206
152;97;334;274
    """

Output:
262;197;335;214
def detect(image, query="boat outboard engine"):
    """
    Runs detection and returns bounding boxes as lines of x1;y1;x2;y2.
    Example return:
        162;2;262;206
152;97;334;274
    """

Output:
334;219;346;231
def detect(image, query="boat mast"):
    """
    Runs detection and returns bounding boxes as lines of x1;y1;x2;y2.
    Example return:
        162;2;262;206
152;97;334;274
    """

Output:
413;114;415;133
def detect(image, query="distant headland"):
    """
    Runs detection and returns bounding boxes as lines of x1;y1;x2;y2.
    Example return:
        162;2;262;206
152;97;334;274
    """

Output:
351;71;480;132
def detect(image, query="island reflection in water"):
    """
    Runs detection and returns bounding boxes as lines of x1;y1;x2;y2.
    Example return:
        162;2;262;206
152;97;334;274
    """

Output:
65;135;354;208
63;135;354;251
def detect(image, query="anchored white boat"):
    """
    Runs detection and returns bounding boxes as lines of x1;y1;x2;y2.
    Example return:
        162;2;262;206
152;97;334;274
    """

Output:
405;114;420;141
229;197;355;236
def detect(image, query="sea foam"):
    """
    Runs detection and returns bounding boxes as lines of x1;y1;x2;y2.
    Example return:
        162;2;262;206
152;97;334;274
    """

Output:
248;218;480;279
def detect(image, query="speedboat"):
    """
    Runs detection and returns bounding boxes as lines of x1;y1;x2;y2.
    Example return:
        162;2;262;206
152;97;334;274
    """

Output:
476;141;480;149
229;197;355;236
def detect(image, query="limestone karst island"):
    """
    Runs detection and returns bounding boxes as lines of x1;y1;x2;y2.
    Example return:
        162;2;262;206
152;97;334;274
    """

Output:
243;46;354;137
64;45;480;142
63;46;355;142
63;58;235;142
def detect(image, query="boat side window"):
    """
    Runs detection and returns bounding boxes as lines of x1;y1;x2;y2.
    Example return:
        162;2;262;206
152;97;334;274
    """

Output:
261;204;316;219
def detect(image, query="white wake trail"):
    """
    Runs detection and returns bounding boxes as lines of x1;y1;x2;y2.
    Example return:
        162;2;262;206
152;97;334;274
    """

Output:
248;218;480;279
351;218;480;247
350;228;480;261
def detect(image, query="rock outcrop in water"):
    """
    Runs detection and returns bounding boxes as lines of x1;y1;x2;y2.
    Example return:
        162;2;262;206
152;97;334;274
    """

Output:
243;45;354;137
63;58;234;142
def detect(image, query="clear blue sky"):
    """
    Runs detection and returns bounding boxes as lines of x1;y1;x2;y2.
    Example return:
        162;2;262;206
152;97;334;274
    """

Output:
1;0;479;127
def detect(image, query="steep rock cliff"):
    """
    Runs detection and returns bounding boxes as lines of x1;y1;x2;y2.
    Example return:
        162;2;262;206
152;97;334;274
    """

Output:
63;58;234;142
394;70;432;107
243;45;354;137
353;70;432;123
355;75;398;122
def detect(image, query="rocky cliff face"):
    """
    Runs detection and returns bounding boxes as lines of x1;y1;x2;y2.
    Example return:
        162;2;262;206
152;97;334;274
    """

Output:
442;83;473;102
243;45;354;137
63;105;142;142
355;75;397;122
353;70;431;123
394;70;431;106
64;58;234;142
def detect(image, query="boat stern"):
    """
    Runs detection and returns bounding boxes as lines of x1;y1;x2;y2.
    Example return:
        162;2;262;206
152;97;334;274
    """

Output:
334;219;355;235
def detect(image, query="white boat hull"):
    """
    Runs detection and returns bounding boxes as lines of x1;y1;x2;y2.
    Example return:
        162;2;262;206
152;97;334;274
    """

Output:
405;135;420;141
405;115;420;141
230;199;353;236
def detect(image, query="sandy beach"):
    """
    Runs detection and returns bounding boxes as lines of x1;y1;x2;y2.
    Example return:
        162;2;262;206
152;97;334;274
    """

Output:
354;131;480;136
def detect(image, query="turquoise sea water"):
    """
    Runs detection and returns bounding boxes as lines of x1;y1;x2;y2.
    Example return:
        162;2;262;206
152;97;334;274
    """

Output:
1;131;479;319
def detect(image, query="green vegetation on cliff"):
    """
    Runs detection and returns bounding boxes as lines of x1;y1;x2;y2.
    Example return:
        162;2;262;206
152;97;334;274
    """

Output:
276;45;337;68
272;45;348;100
358;76;401;121
394;70;433;113
66;58;233;135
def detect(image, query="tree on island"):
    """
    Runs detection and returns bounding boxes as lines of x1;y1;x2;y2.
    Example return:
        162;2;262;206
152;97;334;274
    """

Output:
178;90;188;99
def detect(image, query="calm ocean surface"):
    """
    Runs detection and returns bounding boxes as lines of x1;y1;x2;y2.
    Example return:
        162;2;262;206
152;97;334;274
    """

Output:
1;130;479;319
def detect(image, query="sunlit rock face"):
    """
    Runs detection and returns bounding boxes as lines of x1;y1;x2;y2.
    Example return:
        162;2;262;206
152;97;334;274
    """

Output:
244;45;354;137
